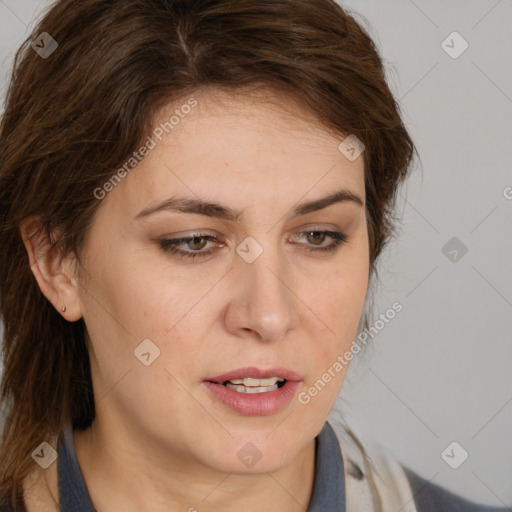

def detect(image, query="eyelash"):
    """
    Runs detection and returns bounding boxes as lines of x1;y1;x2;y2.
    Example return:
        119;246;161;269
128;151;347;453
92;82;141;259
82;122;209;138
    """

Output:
158;230;348;259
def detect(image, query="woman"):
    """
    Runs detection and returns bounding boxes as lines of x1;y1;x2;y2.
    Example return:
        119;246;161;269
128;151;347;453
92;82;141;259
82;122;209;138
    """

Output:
0;0;506;510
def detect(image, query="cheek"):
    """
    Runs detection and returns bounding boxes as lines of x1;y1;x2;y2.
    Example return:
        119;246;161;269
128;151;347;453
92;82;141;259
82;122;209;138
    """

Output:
299;267;367;413
302;246;369;401
311;250;369;338
82;248;212;379
82;240;183;339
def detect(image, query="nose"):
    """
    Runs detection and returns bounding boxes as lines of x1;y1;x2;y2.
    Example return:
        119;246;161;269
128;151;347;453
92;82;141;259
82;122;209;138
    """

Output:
223;237;299;343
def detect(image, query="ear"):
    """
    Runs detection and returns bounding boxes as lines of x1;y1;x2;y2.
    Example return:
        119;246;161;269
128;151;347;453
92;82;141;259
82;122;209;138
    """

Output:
19;216;83;322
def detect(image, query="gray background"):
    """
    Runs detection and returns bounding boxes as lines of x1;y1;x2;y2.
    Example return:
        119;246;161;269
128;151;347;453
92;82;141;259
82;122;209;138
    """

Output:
1;0;511;507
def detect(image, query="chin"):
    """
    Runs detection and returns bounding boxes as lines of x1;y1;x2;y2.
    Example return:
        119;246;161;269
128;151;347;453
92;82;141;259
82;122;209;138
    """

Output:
197;430;312;476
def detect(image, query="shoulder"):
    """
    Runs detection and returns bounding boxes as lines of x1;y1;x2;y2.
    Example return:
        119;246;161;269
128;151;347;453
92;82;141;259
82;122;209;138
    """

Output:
326;420;508;512
402;465;508;512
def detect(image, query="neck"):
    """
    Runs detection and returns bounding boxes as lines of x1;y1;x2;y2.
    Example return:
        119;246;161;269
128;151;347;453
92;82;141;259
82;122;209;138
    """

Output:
73;415;317;512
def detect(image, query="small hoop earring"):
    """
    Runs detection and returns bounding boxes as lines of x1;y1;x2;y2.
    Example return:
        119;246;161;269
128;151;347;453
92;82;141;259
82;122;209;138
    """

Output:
61;306;67;313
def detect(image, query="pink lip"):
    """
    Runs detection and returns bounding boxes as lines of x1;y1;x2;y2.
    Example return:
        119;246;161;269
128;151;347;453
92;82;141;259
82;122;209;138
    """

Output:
203;366;303;416
207;366;302;383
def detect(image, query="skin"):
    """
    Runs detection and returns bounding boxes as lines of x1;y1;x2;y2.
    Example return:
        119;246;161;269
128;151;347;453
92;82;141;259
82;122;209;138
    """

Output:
20;88;369;512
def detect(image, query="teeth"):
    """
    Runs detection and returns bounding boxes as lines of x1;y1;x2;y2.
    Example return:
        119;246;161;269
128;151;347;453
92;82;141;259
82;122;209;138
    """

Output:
225;383;279;393
222;377;287;394
227;377;285;387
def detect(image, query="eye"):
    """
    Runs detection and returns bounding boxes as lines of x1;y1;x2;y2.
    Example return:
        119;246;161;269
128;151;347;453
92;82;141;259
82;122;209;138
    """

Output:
159;233;221;259
290;230;348;253
158;230;348;260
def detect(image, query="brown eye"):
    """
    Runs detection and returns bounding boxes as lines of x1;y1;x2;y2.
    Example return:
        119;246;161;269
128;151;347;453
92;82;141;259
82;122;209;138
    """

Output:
305;231;327;246
187;236;208;250
159;234;221;259
291;230;348;254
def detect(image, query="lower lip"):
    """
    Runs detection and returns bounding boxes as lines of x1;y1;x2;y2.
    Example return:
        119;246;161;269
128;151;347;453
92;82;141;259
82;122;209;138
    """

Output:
203;380;301;416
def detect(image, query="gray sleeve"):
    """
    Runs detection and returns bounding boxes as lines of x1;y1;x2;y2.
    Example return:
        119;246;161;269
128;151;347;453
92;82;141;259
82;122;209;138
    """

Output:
402;466;510;512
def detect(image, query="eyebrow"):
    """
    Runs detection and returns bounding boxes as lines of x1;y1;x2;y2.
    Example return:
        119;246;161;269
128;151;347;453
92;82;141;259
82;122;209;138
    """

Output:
134;188;363;222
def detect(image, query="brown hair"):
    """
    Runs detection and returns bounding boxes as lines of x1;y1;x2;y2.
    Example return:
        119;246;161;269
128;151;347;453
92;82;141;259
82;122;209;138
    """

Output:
0;0;416;505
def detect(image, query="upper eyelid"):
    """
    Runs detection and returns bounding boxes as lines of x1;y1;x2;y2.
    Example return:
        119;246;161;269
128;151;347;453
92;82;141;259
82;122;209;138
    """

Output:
166;229;341;242
163;224;343;238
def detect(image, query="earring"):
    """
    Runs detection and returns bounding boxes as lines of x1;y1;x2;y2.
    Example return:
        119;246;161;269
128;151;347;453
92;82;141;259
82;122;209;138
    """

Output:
61;306;67;313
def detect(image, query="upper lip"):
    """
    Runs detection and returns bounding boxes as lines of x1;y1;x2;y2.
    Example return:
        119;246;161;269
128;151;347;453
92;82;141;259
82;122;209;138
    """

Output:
207;366;303;383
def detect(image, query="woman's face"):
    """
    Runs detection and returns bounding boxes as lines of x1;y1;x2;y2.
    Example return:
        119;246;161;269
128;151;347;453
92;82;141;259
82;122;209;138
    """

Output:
75;89;369;474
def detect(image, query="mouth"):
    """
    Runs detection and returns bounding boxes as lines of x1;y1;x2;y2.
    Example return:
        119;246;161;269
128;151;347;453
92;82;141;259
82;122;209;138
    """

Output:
218;376;287;394
204;367;302;415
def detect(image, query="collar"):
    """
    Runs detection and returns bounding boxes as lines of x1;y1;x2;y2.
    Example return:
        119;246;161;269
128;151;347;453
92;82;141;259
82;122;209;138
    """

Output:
308;421;347;510
56;420;415;512
57;422;95;512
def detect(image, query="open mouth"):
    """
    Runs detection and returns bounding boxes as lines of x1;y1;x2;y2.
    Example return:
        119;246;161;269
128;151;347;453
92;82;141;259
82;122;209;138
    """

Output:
219;377;287;394
204;368;301;415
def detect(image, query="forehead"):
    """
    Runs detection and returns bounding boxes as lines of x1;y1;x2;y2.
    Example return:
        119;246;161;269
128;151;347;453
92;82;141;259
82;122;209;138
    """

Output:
101;89;365;221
